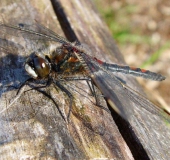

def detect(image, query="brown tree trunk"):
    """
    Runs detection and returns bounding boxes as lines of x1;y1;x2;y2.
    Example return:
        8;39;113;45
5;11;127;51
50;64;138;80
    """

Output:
0;0;169;160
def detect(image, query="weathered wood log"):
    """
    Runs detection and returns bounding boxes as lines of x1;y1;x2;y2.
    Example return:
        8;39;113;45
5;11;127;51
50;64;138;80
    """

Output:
0;0;169;160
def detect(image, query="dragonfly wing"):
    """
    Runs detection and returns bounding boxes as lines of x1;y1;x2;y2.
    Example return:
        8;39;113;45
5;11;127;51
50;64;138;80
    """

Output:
91;70;135;121
75;51;136;121
122;83;170;122
75;51;169;122
92;70;169;123
0;38;25;54
0;22;69;44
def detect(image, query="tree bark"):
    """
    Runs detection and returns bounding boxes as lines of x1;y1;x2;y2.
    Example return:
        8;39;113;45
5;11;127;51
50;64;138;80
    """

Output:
0;0;169;160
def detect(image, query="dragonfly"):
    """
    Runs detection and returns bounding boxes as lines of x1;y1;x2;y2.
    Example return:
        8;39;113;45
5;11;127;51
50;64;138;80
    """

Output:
0;22;169;122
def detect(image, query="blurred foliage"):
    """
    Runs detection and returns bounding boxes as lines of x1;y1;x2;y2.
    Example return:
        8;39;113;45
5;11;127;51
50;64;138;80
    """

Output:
94;0;170;66
141;41;170;67
94;1;151;45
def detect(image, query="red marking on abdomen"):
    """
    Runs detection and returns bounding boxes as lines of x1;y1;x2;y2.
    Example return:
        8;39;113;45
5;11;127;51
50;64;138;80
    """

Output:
94;58;104;65
141;69;147;73
130;67;147;73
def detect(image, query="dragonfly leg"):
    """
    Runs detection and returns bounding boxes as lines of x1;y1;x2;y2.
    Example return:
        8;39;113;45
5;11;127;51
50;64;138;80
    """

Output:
29;86;66;121
62;76;110;113
23;78;52;93
53;80;73;122
16;78;34;95
86;80;110;113
17;77;67;121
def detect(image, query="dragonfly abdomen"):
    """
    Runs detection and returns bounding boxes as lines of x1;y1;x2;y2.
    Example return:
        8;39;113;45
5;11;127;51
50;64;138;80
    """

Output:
103;63;165;81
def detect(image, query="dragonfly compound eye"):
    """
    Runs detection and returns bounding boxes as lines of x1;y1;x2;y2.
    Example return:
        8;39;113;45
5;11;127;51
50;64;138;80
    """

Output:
25;56;51;79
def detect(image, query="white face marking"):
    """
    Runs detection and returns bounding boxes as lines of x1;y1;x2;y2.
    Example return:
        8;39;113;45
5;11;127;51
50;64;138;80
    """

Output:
25;64;38;78
42;63;46;68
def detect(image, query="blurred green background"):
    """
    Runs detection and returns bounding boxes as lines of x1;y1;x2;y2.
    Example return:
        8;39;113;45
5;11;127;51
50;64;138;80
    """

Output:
94;0;170;110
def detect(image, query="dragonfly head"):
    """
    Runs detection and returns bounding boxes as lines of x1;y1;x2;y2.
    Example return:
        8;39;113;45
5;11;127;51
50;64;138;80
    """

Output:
24;54;51;79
